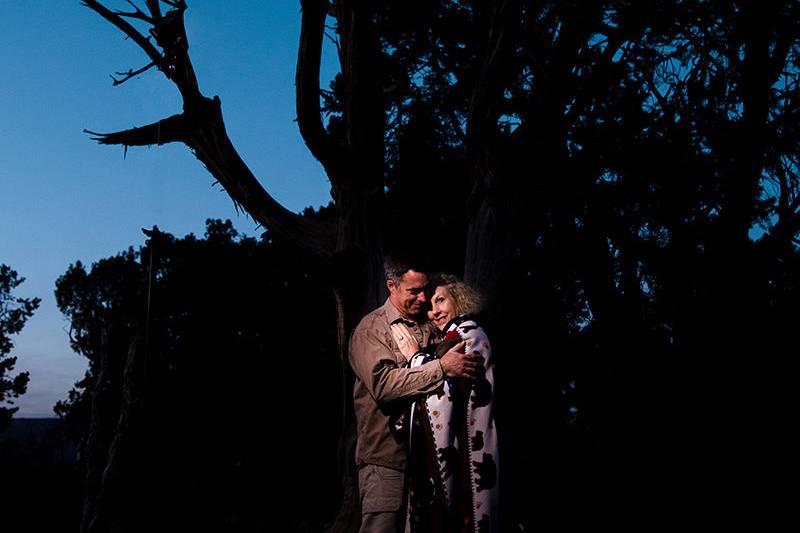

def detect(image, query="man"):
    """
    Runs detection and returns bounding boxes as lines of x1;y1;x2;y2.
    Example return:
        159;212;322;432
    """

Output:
349;255;482;533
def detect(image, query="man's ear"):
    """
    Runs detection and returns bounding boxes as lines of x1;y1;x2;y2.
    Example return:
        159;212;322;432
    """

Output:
386;278;395;292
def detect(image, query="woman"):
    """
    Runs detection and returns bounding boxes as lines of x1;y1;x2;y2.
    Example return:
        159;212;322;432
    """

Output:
391;274;499;533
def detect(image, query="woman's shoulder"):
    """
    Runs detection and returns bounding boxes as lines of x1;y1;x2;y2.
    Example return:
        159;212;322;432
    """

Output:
448;314;485;336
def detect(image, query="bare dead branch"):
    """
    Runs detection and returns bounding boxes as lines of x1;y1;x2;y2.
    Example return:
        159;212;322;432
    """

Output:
145;0;162;20
111;61;158;86
181;97;336;257
87;0;336;258
159;0;185;9
114;11;152;23
87;100;335;256
113;0;154;23
85;114;187;147
82;0;163;67
147;5;201;100
324;31;341;57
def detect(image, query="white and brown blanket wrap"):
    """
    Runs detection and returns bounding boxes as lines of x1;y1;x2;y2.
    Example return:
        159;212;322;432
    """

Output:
407;316;499;533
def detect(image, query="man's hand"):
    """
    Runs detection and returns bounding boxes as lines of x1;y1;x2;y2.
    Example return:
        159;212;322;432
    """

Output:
390;323;420;361
439;341;482;379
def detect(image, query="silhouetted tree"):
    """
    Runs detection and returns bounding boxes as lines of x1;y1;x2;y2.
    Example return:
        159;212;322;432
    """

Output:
0;264;40;431
56;219;339;532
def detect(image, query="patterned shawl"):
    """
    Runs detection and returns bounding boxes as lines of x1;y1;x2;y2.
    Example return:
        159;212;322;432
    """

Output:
407;316;499;533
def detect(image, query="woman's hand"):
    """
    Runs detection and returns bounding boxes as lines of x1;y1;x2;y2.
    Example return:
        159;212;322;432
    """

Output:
390;323;420;361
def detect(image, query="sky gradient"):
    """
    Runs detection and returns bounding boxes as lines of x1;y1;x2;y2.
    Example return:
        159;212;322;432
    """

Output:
1;1;336;417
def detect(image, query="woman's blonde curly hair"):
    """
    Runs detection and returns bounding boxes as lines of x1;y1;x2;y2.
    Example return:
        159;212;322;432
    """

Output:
431;274;482;317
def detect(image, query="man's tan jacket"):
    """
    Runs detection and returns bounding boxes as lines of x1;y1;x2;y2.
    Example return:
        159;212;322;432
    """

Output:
349;298;444;470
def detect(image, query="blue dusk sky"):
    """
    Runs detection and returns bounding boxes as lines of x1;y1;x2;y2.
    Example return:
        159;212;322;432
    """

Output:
1;1;337;417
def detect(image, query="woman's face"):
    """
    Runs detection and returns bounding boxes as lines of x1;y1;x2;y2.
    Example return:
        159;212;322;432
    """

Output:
428;285;456;331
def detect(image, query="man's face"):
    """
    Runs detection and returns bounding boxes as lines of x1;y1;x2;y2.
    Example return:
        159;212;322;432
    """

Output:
387;270;429;320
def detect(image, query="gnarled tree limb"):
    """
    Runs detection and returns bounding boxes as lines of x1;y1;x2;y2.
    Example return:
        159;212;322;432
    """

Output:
84;1;336;258
184;97;336;258
85;113;187;146
111;61;158;86
145;0;162;20
160;0;184;9
82;0;163;68
113;0;154;23
297;0;341;180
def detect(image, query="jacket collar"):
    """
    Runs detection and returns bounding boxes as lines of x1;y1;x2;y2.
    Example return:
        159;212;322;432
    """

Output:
382;297;420;326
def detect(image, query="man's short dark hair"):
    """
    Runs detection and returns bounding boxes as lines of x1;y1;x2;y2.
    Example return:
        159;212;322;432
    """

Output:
384;252;430;282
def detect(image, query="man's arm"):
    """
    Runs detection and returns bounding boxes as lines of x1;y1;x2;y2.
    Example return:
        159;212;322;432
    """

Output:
392;322;481;379
349;324;444;404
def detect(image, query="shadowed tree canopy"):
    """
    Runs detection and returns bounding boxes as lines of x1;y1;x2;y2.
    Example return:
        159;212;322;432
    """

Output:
55;218;341;532
74;0;800;529
0;264;40;431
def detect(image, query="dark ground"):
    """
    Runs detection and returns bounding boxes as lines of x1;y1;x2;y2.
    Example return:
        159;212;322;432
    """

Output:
1;418;81;532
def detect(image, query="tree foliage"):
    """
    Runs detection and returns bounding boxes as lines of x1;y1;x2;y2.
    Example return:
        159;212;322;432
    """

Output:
0;264;40;431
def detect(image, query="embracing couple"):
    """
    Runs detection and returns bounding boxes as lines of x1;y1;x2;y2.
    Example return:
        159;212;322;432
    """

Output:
349;255;499;533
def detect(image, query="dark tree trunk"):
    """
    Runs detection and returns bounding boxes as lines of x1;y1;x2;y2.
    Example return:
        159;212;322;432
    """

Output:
324;1;388;529
80;325;144;533
462;0;520;304
80;325;114;533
